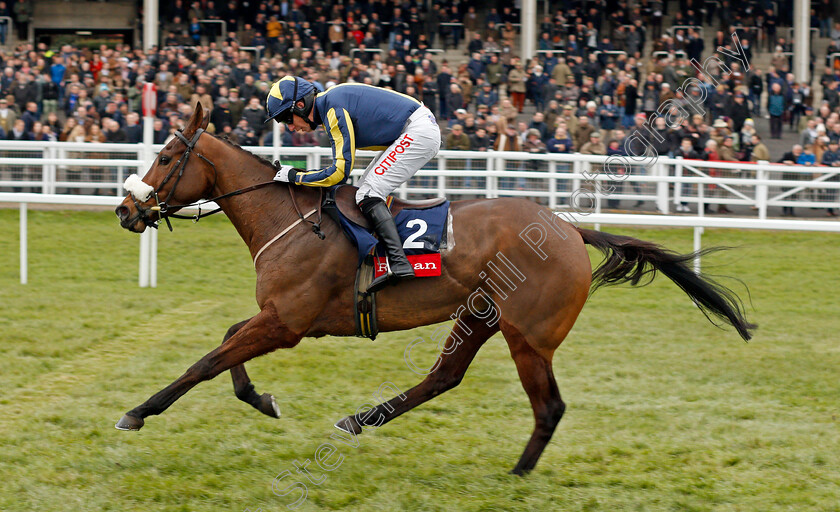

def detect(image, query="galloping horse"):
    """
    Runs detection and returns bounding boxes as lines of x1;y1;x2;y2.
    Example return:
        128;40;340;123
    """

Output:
114;104;754;475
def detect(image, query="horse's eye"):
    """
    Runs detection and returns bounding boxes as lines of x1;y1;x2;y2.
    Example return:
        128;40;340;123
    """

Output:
159;156;170;165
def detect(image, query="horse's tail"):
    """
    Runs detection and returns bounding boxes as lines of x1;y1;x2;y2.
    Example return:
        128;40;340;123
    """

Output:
576;227;756;341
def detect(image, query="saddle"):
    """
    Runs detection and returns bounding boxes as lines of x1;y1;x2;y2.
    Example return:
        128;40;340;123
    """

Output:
324;184;446;230
322;184;449;341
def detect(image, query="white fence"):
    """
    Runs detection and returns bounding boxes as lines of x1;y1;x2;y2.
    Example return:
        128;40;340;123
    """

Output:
2;141;839;217
1;141;839;286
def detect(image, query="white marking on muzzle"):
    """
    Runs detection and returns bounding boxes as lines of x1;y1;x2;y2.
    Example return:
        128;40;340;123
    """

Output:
124;174;154;202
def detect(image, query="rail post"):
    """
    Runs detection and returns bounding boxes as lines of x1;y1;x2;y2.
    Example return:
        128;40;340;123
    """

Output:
437;156;446;197
485;156;494;199
674;157;684;209
693;226;703;274
272;119;281;164
756;162;769;220
655;160;670;214
20;202;27;284
698;175;705;217
139;115;155;287
548;160;557;209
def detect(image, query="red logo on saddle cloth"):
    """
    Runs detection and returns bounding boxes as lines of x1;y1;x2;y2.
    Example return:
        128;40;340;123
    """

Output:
374;253;441;278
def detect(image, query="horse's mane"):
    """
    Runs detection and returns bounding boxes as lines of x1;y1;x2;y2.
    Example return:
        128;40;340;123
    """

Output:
210;132;283;174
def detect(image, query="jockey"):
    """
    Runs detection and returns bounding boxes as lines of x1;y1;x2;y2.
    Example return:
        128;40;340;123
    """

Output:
266;76;442;292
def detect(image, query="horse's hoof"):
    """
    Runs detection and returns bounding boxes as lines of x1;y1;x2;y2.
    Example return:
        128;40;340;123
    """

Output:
258;393;281;419
334;415;363;435
115;414;144;431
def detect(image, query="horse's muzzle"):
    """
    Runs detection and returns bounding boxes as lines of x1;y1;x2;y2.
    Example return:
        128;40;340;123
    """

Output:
115;202;147;232
115;204;130;222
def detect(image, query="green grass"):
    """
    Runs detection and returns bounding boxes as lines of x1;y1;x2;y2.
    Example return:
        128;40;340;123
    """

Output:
1;209;839;512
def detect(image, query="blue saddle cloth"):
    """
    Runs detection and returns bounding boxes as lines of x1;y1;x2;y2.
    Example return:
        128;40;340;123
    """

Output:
335;201;450;265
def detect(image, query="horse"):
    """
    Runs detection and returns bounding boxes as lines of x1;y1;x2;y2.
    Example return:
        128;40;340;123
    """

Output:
114;104;755;475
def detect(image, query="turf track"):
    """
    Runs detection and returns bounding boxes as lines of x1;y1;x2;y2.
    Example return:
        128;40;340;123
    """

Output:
1;209;838;511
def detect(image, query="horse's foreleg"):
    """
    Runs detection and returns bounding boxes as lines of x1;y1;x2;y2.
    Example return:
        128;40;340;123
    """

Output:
335;314;498;434
501;320;565;476
225;319;281;419
115;305;299;431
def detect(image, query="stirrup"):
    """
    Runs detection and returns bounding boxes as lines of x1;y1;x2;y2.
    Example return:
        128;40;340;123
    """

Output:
367;265;415;294
367;272;394;294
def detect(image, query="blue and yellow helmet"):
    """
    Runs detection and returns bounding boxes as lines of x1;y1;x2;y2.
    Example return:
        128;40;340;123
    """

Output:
266;76;317;125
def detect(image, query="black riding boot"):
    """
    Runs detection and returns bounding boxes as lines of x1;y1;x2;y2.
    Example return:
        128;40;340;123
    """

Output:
359;197;415;293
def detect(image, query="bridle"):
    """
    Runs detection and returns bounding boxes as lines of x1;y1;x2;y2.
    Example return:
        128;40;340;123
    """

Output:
126;128;218;231
126;128;325;240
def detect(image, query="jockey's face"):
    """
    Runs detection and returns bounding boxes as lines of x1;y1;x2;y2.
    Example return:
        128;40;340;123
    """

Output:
286;99;314;133
288;113;313;133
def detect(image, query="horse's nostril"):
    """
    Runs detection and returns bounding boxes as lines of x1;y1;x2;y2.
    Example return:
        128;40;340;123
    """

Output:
115;205;130;221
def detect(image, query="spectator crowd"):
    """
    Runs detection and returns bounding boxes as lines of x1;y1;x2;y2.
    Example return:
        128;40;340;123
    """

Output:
0;0;836;214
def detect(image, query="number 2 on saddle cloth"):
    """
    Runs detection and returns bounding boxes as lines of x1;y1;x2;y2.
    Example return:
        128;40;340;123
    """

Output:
322;187;451;277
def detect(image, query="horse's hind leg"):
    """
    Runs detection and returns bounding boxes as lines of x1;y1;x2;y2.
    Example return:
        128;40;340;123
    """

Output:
501;320;566;475
335;314;498;434
224;319;281;419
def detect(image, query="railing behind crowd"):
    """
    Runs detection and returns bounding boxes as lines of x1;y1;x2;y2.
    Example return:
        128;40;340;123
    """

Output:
784;27;818;40
668;25;704;38
0;141;838;218
652;50;687;60
198;19;227;39
537;49;628;61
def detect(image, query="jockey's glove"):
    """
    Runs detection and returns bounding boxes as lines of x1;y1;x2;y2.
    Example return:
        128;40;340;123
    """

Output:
273;164;303;184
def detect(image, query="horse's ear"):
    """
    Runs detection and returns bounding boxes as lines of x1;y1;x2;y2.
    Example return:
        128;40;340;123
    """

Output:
199;104;210;130
183;102;208;137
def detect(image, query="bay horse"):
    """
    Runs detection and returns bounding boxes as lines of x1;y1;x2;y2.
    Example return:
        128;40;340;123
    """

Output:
114;104;754;475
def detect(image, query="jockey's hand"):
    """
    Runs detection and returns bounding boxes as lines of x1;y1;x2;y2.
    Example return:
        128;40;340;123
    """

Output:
273;165;302;184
